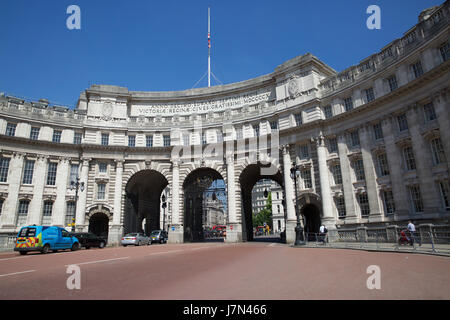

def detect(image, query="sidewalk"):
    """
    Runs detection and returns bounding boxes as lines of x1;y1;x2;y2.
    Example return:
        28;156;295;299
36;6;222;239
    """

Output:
299;240;450;257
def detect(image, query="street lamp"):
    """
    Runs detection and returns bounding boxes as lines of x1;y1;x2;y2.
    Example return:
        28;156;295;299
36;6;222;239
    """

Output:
161;194;167;231
70;177;85;232
290;163;305;246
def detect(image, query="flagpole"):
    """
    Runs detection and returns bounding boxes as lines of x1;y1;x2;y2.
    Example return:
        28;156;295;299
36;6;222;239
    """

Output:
208;7;211;88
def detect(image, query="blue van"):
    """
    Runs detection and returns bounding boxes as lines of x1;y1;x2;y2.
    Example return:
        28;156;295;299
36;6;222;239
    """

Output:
14;225;80;255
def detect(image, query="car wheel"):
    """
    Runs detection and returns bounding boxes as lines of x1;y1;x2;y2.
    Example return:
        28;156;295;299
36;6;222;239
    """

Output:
99;242;105;248
71;243;80;251
41;244;50;254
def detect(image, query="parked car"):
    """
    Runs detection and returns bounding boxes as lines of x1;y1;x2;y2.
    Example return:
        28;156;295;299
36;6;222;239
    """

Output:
121;233;150;246
70;232;107;249
150;230;168;244
14;225;80;255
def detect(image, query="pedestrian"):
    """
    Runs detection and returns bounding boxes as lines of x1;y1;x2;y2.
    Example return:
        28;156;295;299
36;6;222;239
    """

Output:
407;220;421;246
319;225;328;243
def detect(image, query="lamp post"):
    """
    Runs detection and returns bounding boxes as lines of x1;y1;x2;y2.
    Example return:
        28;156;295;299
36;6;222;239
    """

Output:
70;177;85;232
161;194;167;232
290;163;305;246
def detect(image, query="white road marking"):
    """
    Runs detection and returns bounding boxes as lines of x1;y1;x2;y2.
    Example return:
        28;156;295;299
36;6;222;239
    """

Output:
0;270;36;278
66;256;130;266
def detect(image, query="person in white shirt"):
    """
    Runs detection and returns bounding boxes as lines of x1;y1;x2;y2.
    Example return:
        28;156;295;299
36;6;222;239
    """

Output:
407;220;421;246
319;225;327;243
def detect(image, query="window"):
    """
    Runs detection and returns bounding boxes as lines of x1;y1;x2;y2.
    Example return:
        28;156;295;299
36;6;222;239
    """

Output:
387;76;398;92
236;127;243;140
128;135;136;147
69;164;79;185
409;185;423;213
335;197;346;218
439;181;450;210
353;159;365;181
350;130;360;147
301;169;312;189
5;123;16;136
183;133;190;146
97;183;106;200
377;153;390;176
299;145;309;159
46;162;58;185
30;127;40;140
269;121;278;133
22;160;35;184
217;130;223;142
332;164;342;185
73;132;82;144
397;114;408;132
423;103;437;121
359;193;370;217
383;190;395;215
294;113;302;126
343;97;353;111
42;201;53;225
365;88;375;103
411;61;423;79
323;105;332;119
0;198;3;216
17;200;29;226
52;130;62;143
253;125;260;137
373;122;383;140
99;163;107;173
163;135;171;147
431;138;446;165
439;42;449;62
403;146;416;171
202;132;207;145
146;135;153;147
328;138;338;153
65;202;76;226
0;158;10;182
101;133;109;146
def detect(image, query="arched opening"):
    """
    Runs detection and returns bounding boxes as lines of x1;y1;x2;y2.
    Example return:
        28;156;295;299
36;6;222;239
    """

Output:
239;163;283;242
183;168;226;243
124;170;169;236
301;203;321;241
88;212;109;240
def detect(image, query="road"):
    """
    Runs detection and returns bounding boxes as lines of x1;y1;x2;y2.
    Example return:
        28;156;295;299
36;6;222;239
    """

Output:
0;241;449;300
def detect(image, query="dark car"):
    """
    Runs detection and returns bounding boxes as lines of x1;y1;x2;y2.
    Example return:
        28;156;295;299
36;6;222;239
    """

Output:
70;232;107;249
150;230;168;244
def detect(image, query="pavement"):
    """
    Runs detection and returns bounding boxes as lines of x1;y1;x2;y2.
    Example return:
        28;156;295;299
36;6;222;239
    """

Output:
0;241;449;300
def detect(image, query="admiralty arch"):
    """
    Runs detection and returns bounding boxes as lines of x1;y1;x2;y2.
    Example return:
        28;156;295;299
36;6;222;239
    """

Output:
0;3;449;246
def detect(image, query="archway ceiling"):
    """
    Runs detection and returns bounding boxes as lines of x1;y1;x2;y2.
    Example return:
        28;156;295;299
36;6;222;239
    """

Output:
126;170;169;196
239;164;283;191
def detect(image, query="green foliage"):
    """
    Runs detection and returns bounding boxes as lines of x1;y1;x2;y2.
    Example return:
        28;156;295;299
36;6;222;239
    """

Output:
252;192;272;228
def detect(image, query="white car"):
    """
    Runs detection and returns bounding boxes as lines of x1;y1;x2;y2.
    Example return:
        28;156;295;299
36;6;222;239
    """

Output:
121;233;150;246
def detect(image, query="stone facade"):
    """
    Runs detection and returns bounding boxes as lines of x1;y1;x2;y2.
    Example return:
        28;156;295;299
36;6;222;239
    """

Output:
0;3;449;246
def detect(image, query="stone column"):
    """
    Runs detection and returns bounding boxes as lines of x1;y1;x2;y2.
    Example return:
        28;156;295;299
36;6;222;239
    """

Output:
381;117;409;217
53;157;70;227
315;134;335;227
28;155;47;225
225;155;242;242
337;134;357;223
168;159;183;243
282;145;296;243
75;158;90;230
407;105;441;213
1;152;24;229
433;90;450;169
109;159;124;245
359;126;383;222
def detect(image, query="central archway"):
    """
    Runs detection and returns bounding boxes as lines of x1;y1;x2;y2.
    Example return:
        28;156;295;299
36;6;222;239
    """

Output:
183;168;226;242
239;163;284;242
124;170;168;235
88;212;109;239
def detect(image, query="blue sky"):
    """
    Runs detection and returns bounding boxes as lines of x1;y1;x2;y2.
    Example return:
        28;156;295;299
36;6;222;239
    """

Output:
0;0;442;108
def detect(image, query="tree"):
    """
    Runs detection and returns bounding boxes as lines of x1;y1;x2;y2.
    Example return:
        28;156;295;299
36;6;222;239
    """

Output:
253;192;273;228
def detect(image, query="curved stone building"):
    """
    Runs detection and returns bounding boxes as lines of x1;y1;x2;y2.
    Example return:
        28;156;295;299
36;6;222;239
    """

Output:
0;3;449;246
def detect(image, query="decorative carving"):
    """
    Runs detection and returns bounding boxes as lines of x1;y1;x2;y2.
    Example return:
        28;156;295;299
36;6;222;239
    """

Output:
288;78;300;98
102;101;113;119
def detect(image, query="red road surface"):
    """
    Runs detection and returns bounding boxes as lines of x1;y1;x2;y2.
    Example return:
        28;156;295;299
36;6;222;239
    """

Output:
0;242;449;300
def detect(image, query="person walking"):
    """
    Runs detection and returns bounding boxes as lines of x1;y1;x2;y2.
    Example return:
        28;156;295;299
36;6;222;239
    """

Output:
319;225;328;244
407;220;421;246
